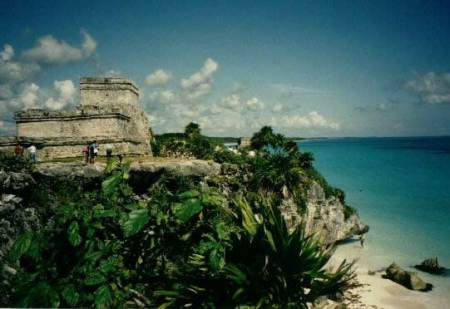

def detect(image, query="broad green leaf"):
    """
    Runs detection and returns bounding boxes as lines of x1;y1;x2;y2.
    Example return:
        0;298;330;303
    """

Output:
177;190;200;199
99;256;120;274
93;209;116;218
237;198;258;236
224;264;247;285
84;272;106;286
62;284;79;306
172;199;203;223
215;221;228;240
94;285;113;308
264;225;277;252
122;209;150;237
9;231;32;261
68;221;82;246
101;172;122;196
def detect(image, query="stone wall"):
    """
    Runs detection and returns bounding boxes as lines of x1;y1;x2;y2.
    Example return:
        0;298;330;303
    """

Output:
80;77;139;109
35;140;149;161
16;113;132;139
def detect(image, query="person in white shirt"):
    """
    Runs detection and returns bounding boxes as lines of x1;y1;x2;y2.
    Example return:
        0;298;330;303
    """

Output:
28;144;37;162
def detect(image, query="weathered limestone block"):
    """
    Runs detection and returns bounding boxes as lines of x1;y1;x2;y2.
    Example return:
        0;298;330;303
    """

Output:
302;181;369;244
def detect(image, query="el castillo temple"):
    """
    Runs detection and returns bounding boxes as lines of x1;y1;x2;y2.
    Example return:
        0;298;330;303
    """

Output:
0;77;152;160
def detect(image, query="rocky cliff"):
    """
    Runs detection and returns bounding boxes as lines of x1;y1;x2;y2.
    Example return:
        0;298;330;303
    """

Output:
33;160;367;242
1;160;367;263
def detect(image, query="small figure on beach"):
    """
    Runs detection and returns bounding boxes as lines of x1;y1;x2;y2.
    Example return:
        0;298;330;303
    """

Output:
359;235;365;248
27;144;37;162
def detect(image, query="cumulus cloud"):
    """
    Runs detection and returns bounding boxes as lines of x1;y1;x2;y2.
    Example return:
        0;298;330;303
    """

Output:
147;89;178;104
270;83;328;96
22;30;97;64
221;94;241;111
0;44;14;61
0;44;40;83
4;83;41;110
181;58;218;99
246;97;264;111
0;84;13;99
275;111;340;130
404;72;450;104
272;103;288;113
145;69;172;86
45;80;76;110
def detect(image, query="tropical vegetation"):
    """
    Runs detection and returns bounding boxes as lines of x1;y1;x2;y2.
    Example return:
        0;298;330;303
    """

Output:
1;124;358;308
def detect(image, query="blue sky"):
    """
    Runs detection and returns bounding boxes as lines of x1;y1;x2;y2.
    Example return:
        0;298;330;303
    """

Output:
1;0;450;137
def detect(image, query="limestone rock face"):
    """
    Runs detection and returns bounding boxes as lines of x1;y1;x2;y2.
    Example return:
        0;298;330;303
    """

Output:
301;182;368;245
0;171;35;192
0;193;41;305
384;263;432;291
34;160;221;192
415;257;445;274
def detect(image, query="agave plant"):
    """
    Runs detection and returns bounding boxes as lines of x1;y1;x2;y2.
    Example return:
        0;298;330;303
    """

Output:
155;195;357;308
224;196;357;307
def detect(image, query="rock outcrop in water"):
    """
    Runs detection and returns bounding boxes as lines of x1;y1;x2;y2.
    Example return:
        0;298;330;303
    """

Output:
415;257;445;275
383;263;432;291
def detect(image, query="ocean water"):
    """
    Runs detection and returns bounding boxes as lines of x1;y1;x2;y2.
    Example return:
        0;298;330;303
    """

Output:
299;137;450;297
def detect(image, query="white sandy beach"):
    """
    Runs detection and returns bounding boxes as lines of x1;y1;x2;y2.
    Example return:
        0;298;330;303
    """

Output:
329;241;450;309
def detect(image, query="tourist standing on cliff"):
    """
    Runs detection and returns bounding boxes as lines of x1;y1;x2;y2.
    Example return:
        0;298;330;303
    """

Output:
14;144;24;157
27;144;37;162
82;144;89;163
105;144;113;162
89;141;98;164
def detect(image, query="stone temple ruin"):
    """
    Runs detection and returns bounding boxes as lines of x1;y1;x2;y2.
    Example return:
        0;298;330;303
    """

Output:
2;77;152;160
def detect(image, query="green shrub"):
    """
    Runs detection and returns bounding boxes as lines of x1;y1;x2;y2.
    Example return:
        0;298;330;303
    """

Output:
6;162;357;308
0;153;33;172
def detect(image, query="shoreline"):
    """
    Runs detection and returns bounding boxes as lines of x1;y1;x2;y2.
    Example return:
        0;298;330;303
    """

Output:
330;240;450;308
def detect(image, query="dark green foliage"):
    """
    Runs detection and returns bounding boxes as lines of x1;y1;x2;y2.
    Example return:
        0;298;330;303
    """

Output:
5;161;357;308
0;153;33;171
156;196;357;307
152;123;216;159
250;126;285;151
343;204;357;219
184;122;201;138
3;125;359;308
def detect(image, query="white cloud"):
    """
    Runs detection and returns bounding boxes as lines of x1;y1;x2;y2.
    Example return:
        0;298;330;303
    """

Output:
45;80;76;110
272;103;287;113
145;69;172;86
0;44;40;83
276;111;340;129
270;83;328;95
245;97;264;111
22;30;97;64
181;58;218;99
404;72;450;104
6;83;40;110
147;89;178;104
0;84;13;99
221;94;241;111
0;44;14;61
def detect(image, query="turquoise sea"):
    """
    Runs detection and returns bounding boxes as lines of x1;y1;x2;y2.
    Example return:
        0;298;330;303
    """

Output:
299;137;450;296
